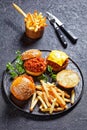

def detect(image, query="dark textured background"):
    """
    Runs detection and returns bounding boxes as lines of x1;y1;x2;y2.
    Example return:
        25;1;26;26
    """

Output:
0;0;87;130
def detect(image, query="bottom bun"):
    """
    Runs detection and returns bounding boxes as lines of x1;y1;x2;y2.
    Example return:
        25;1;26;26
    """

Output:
25;69;45;76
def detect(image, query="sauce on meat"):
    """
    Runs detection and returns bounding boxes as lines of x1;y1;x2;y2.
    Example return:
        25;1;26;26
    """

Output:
24;57;46;72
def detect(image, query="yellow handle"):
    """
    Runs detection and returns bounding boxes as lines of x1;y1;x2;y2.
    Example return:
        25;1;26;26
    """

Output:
12;3;27;17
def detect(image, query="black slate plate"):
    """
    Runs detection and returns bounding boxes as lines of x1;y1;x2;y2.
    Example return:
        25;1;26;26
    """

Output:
2;50;84;117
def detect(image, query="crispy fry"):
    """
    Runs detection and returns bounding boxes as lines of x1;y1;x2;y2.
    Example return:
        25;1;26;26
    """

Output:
36;85;42;90
31;92;36;105
61;91;65;101
40;108;50;112
71;89;75;104
30;98;38;111
54;86;70;98
43;92;51;107
50;98;57;114
25;10;47;32
40;107;64;113
53;107;64;112
39;104;43;110
38;96;47;109
64;98;71;103
64;92;70;98
29;80;74;114
40;80;49;98
51;87;66;108
36;91;42;97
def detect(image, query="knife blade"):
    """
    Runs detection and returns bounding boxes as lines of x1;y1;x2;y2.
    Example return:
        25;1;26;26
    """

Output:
46;12;78;43
47;16;67;48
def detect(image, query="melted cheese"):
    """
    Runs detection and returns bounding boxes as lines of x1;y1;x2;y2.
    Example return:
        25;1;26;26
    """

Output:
47;50;69;66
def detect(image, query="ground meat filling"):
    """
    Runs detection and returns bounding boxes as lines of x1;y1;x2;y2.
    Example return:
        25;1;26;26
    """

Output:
24;57;46;72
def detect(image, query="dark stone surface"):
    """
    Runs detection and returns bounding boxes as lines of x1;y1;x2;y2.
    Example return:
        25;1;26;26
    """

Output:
0;0;87;130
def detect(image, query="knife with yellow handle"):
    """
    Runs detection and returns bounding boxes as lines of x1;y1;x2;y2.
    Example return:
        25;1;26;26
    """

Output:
46;12;78;43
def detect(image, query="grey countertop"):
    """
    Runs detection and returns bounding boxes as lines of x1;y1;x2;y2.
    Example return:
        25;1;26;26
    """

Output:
0;0;87;130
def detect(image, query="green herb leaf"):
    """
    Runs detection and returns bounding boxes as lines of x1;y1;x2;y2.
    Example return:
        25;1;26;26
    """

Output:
15;64;25;74
47;65;53;73
6;62;15;71
16;50;21;56
6;62;18;78
9;71;18;78
51;73;56;81
15;58;23;65
6;50;25;79
38;74;48;82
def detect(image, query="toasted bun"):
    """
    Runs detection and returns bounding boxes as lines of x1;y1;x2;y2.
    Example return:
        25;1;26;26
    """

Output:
47;50;69;72
25;69;46;76
21;49;42;60
10;75;36;101
24;57;47;76
56;70;80;88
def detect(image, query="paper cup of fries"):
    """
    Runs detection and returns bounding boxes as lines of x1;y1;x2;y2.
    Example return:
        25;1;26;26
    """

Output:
24;11;47;39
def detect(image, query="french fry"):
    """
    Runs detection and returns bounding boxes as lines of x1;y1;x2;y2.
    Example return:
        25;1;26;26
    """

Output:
54;107;64;112
64;92;70;98
30;98;38;111
25;10;47;32
47;82;55;86
48;95;59;107
64;98;71;103
51;87;66;108
61;91;65;101
40;80;49;98
29;13;35;23
36;91;43;97
50;98;57;114
54;86;70;98
39;104;43;110
31;92;36;105
40;108;50;112
40;107;64;113
71;89;75;104
38;96;47;109
43;92;51;107
36;85;42;90
29;80;75;114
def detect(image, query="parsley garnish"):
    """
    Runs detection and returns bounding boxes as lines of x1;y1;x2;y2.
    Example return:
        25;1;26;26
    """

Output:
37;74;48;82
47;65;56;81
6;51;25;79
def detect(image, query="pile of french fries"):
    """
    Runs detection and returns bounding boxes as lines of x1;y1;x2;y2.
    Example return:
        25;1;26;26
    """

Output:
25;10;47;32
30;80;75;114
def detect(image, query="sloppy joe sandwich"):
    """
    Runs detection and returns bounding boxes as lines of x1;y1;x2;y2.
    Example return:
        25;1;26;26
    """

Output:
24;57;47;76
46;50;69;72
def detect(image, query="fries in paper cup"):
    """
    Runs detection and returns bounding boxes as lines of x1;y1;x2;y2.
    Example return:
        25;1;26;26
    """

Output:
24;10;47;39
